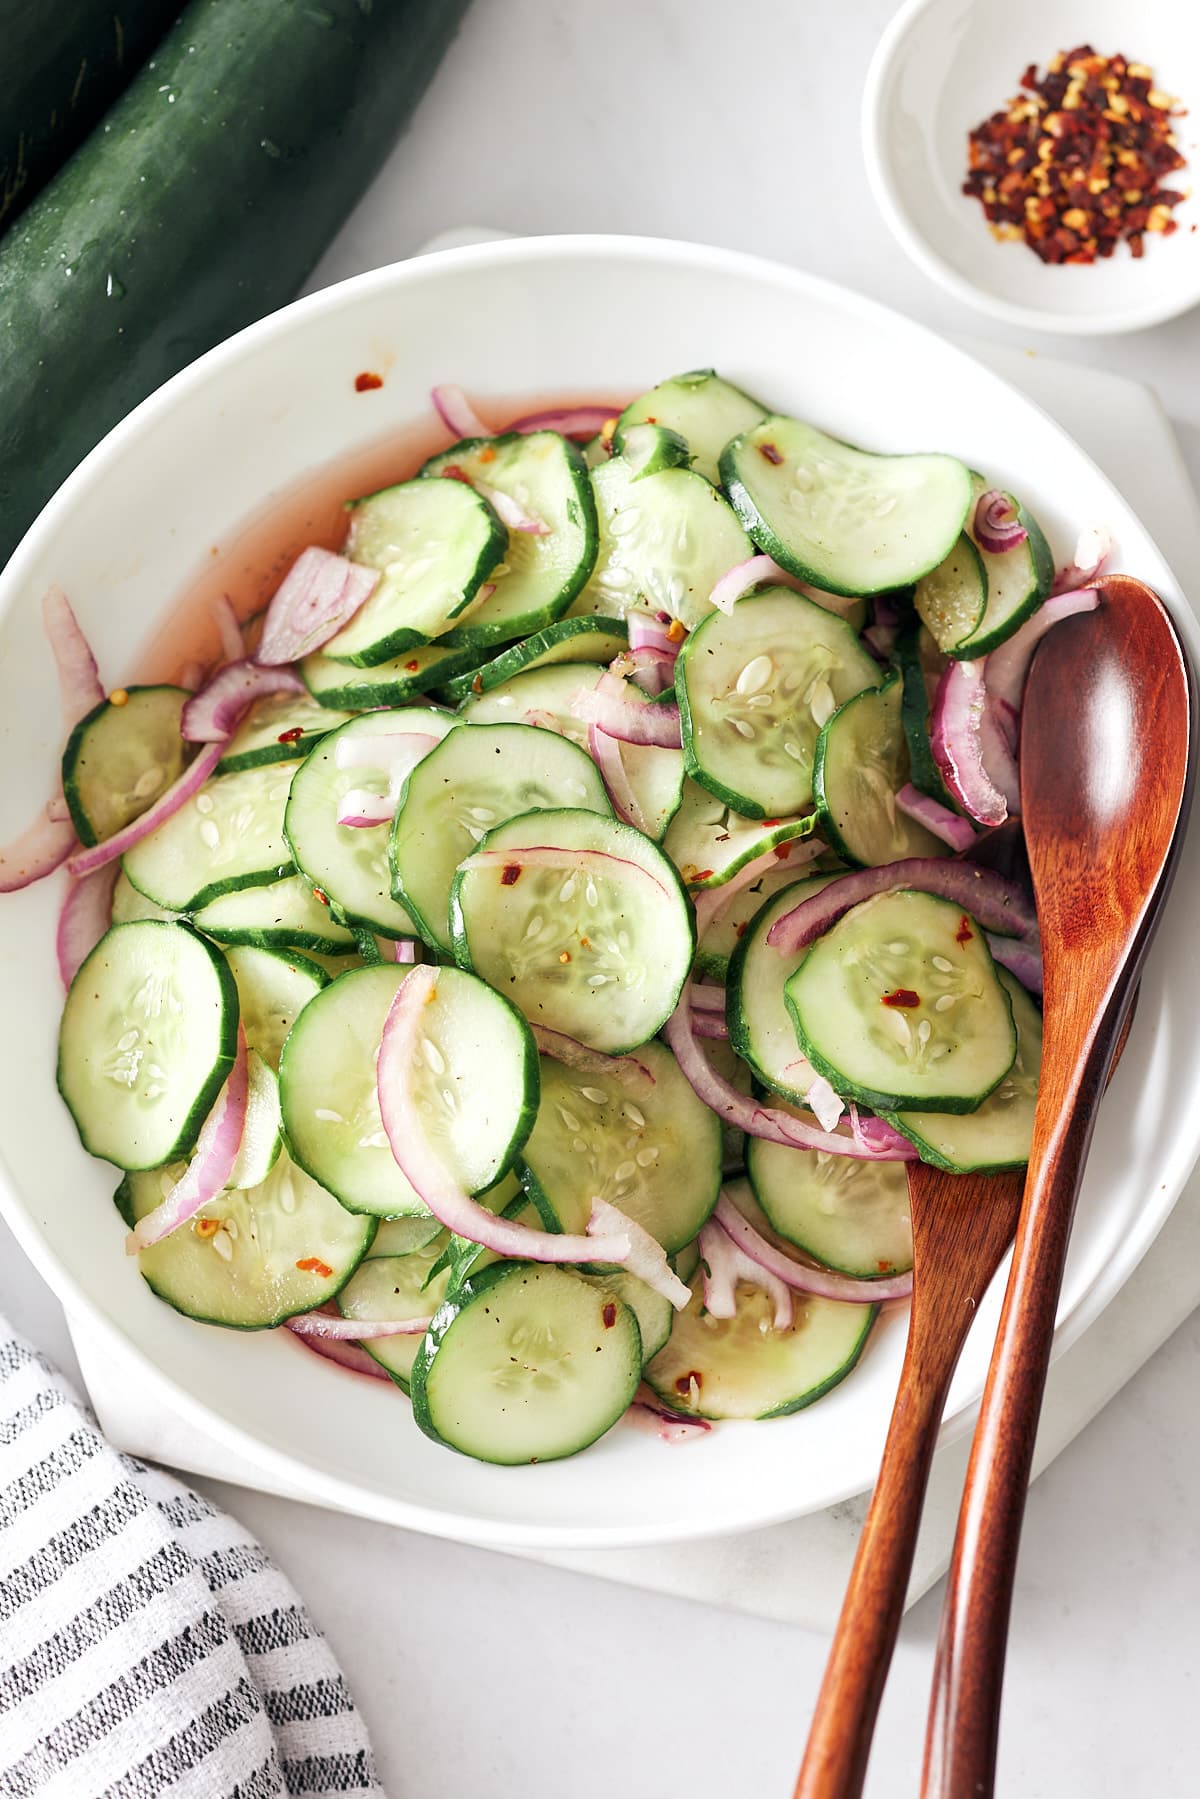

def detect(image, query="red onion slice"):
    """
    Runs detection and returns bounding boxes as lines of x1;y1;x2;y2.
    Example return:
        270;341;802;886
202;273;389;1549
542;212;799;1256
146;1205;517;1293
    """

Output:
862;623;900;664
588;724;647;833
628;615;681;659
285;1309;432;1340
973;490;1027;554
716;1191;913;1304
336;790;394;828
663;983;914;1161
709;553;799;616
126;1031;251;1252
985;932;1044;997
691;1012;729;1041
460;843;673;902
896;782;977;852
0;807;77;894
68;741;225;877
1052;527;1110;595
692;834;823;938
287;1323;393;1381
699;1215;794;1329
56;864;119;988
849;1107;915;1159
212;595;245;665
255;548;379;666
506;404;614;440
391;939;418;964
621;644;677;697
377;967;686;1306
983;588;1100;721
530;1025;656;1089
689;985;726;1014
571;674;682;748
47;794;70;824
472;479;549;536
931;659;1009;827
431;384;491;439
978;695;1020;814
765;857;1037;956
43;586;105;723
181;659;306;743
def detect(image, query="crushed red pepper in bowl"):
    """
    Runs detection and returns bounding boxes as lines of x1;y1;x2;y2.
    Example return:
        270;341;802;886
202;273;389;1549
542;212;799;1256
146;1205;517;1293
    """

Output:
963;46;1188;264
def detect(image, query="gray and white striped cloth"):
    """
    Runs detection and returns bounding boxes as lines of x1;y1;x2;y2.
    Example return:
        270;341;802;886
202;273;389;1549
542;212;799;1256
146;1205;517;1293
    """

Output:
0;1322;385;1798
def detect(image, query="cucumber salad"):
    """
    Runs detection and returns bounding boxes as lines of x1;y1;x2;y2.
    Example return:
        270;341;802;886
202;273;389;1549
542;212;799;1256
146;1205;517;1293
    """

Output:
1;371;1108;1467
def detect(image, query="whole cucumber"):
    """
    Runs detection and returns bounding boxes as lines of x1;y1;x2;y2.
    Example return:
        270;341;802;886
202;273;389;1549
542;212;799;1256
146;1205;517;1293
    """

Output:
1;1;180;232
0;0;470;566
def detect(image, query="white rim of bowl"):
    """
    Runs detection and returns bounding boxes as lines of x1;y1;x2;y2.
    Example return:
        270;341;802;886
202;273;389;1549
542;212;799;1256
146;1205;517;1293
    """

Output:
0;231;1196;1546
861;0;1200;337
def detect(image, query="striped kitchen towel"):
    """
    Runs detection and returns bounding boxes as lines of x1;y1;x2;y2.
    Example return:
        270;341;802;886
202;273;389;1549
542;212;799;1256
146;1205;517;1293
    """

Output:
0;1321;384;1798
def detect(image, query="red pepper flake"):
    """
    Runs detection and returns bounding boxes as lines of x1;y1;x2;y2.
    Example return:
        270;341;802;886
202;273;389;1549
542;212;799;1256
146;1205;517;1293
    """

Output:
877;1259;894;1273
277;726;305;744
692;868;714;882
405;659;420;671
500;863;522;886
963;46;1188;265
312;887;330;907
758;442;784;465
354;371;383;392
440;464;469;483
477;446;496;463
602;1301;617;1329
558;950;571;964
956;915;974;945
296;1257;334;1278
882;988;921;1009
771;844;793;860
471;674;484;694
666;618;687;643
675;1370;702;1396
735;921;749;939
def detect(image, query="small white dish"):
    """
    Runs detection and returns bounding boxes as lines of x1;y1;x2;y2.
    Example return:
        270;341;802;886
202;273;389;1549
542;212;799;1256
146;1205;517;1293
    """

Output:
1;235;1199;1549
864;0;1200;334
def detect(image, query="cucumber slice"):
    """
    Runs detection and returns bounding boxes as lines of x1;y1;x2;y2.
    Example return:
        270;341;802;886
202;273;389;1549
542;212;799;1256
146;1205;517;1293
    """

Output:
121;762;294;912
285;709;456;939
419;432;597;647
118;1149;375;1329
888;970;1041;1171
661;778;818;890
812;675;949;866
440;1176;537;1287
695;861;812;982
580;455;753;630
216;692;350;775
337;1233;452;1390
410;1260;642;1464
585;1266;673;1364
721;416;973;597
677;586;881;818
784;890;1017;1113
728;876;840;1105
226;1050;283;1189
746;1137;913;1277
644;1227;876;1419
450;807;694;1054
617;421;691;480
193;875;358;953
300;640;483;710
58;921;237;1170
62;686;188;848
439;615;627;703
222;943;326;1070
280;963;538;1214
390;723;610;952
111;871;178;925
371;1214;445;1256
518;1040;721;1252
616;369;766;485
322;477;507;664
917;476;1054;658
895;624;954;808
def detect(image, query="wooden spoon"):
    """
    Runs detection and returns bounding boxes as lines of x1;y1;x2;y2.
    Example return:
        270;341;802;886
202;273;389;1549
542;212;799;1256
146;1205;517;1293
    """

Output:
921;573;1194;1795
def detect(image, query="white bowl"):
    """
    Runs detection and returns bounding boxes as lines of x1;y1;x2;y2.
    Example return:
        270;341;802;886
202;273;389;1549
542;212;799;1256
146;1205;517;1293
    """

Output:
1;235;1198;1549
864;0;1200;334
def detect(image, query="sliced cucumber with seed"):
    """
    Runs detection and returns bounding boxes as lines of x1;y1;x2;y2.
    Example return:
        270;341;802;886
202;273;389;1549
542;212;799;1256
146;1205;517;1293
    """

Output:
111;872;178;925
390;723;611;952
721;416;972;597
419;432;598;647
194;875;358;953
728;876;840;1106
584;1266;673;1364
411;1260;642;1463
301;640;482;710
322;476;507;663
677;585;881;818
812;675;949;867
912;534;986;656
450;807;694;1054
62;686;187;848
617;421;691;480
746;1137;913;1277
58;921;237;1169
122;762;295;912
616;369;766;485
337;1232;452;1390
916;475;1053;658
518;1040;721;1253
661;778;818;890
887;970;1042;1171
784;890;1017;1113
459;663;601;746
440;614;627;703
117;1148;375;1329
222;943;326;1070
226;1049;283;1189
286;709;456;939
216;692;350;775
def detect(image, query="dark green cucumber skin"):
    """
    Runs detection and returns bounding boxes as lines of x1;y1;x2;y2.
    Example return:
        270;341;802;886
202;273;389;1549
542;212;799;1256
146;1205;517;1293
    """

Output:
441;615;628;703
2;1;179;232
951;493;1054;658
0;0;470;564
895;626;955;809
758;1305;878;1419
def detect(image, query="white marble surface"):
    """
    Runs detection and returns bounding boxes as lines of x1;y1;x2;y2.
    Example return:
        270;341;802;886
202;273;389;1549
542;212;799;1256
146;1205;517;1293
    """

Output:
7;2;1200;1795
